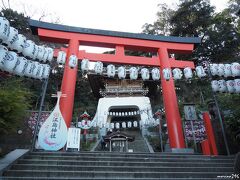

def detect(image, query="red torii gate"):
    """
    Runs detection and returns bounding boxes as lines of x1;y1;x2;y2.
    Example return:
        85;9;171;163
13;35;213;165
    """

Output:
30;20;201;149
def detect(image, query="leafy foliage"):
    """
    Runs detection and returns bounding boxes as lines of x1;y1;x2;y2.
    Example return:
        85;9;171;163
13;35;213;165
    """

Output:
0;77;32;135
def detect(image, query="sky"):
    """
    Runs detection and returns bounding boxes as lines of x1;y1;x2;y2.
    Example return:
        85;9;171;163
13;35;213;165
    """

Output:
1;0;229;52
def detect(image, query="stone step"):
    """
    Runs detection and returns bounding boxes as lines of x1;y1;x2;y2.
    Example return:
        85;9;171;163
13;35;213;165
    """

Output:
16;159;234;167
29;151;235;160
23;154;234;163
1;177;223;180
4;170;232;178
10;164;233;173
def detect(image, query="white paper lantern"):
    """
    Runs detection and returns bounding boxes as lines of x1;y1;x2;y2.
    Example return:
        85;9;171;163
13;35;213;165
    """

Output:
46;48;54;62
115;122;120;129
110;123;114;129
155;119;160;125
42;48;49;63
57;51;66;65
10;34;26;53
127;121;132;128
211;80;219;92
218;80;227;93
151;68;160;80
22;40;36;59
0;17;10;43
36;46;45;61
122;122;126;128
226;80;235;93
183;67;193;79
217;64;225;76
32;62;40;79
42;64;51;79
125;112;128;116
94;61;103;74
36;64;44;80
33;44;39;60
141;68;150;80
224;64;232;77
107;64;115;77
25;60;36;78
3;51;18;73
0;45;9;70
113;112;116;116
231;62;240;77
133;121;138;127
234;79;240;93
129;67;138;80
4;27;18;48
116;112;119;116
172;68;183;80
118;66;126;79
13;56;28;76
69;55;78;69
81;58;89;71
81;120;86;126
210;64;218;76
195;66;207;78
162;68;171;80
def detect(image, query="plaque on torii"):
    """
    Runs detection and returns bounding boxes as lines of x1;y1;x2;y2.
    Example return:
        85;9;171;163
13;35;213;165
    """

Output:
29;19;201;149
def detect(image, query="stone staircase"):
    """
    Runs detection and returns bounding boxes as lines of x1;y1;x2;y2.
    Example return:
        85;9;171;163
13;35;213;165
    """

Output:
2;151;235;179
121;129;150;152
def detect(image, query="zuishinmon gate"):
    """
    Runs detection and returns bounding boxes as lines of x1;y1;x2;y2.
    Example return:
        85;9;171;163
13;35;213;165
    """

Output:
29;19;201;149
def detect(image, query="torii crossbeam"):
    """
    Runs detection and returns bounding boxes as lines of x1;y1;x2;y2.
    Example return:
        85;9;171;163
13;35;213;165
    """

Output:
29;19;201;149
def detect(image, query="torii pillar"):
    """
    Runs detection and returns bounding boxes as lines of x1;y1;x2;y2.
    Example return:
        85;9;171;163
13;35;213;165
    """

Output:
59;39;79;128
158;48;185;148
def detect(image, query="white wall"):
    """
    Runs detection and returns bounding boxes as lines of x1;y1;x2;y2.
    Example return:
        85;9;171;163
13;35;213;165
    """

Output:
95;96;153;128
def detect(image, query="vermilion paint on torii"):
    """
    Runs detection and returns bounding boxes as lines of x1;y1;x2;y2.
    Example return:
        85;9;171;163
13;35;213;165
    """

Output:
29;20;201;149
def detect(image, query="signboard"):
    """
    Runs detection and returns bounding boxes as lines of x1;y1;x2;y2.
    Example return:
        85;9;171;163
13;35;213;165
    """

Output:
66;128;81;151
38;92;68;151
184;120;206;142
184;105;197;120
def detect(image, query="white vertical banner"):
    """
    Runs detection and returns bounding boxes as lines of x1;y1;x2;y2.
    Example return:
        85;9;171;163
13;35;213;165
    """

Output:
66;128;81;151
184;105;197;121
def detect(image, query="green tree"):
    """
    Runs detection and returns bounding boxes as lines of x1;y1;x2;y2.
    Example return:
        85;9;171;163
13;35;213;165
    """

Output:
142;3;174;36
0;78;32;135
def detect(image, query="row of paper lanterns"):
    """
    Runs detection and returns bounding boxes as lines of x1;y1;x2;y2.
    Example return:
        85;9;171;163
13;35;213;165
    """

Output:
211;79;240;93
107;111;141;116
54;52;240;81
0;45;50;79
0;16;54;63
78;117;160;129
81;59;161;80
94;119;159;129
80;59;211;81
210;63;240;77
